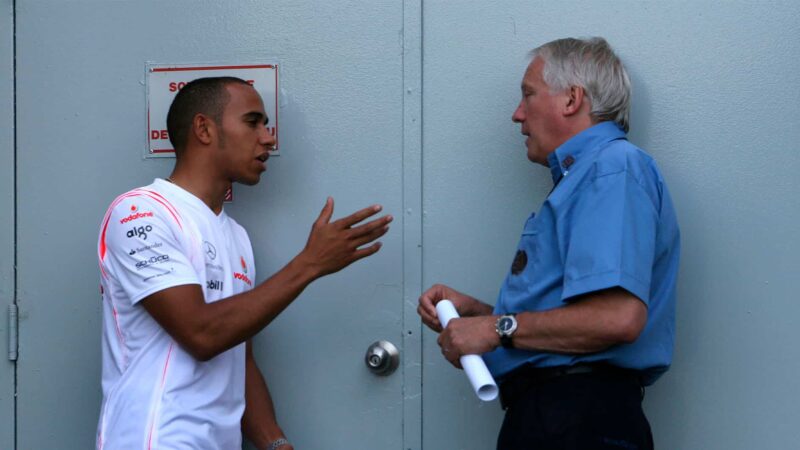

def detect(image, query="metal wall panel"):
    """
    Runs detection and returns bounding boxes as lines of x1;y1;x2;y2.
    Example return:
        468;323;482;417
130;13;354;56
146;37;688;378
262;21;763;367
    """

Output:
14;1;800;449
0;0;16;447
422;1;800;449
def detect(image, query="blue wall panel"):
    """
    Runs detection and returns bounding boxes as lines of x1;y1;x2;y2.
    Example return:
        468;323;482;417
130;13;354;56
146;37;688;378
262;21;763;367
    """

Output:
422;1;800;449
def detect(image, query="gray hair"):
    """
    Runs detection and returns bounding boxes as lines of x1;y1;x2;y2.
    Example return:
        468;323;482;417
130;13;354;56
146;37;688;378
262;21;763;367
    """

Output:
531;37;631;132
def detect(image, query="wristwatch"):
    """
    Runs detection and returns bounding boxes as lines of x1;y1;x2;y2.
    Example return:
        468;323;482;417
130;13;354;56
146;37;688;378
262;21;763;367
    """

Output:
495;314;518;349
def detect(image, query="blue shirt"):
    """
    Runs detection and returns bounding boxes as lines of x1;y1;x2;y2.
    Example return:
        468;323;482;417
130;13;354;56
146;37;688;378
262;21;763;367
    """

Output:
483;121;680;385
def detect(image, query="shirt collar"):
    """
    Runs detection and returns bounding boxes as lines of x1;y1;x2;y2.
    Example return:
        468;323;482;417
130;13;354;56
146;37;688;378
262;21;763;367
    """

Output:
546;121;627;185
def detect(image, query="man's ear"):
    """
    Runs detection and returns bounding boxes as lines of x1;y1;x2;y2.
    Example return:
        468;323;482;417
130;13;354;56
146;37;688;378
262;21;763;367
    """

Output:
192;113;215;146
563;85;586;117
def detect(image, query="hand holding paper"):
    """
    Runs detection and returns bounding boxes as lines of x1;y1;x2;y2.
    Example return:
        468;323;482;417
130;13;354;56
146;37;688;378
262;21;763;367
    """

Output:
435;300;499;401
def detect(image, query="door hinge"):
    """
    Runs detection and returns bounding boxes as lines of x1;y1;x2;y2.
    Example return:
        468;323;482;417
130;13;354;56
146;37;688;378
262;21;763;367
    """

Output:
8;304;18;361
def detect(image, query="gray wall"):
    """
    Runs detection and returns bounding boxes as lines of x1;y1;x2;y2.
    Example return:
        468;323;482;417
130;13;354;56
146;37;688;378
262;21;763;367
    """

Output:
4;0;800;449
421;1;800;449
1;0;15;448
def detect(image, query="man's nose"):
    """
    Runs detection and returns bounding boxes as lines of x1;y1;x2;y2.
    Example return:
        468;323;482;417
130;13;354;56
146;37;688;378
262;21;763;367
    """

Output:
512;102;524;123
260;126;276;146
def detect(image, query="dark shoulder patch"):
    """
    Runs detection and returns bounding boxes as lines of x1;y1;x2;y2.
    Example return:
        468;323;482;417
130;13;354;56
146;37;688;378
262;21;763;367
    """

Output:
511;250;527;275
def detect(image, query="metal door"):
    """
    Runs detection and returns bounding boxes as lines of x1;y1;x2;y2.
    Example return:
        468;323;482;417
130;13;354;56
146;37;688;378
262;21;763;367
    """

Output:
14;1;421;448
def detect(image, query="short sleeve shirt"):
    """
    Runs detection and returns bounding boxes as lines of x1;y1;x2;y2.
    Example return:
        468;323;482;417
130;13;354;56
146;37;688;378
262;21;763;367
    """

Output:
96;179;256;449
483;122;681;385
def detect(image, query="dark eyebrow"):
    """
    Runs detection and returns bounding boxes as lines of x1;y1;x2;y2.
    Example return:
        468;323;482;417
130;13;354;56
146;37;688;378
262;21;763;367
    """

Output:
243;111;268;125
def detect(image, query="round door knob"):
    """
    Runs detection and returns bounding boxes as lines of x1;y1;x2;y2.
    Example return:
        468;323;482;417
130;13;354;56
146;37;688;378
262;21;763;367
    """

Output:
364;340;400;376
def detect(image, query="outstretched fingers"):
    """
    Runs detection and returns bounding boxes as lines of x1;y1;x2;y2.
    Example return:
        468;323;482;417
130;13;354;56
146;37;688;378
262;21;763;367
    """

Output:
336;204;384;229
350;241;383;262
349;219;391;247
348;214;393;239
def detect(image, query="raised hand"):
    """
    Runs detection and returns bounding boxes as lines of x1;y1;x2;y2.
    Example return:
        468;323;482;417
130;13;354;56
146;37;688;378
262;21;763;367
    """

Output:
299;197;392;278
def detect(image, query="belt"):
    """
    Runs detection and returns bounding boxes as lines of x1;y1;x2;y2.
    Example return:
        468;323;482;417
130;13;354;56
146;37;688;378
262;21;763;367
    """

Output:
498;363;642;410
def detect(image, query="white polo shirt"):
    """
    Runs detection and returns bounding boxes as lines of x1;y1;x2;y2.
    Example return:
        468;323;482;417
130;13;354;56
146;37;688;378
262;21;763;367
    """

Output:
96;179;256;450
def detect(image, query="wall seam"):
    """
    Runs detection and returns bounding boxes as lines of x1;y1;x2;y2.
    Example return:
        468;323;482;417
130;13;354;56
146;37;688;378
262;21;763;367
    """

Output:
12;0;18;448
401;0;423;448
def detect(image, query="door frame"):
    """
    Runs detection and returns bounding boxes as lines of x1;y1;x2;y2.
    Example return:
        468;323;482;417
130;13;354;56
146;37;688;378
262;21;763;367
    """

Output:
1;0;17;448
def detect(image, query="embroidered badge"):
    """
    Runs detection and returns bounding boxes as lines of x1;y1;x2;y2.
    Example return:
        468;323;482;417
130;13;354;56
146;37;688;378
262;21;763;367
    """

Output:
511;249;527;275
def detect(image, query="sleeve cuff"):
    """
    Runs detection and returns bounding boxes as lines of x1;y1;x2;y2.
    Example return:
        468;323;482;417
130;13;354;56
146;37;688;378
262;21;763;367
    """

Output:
130;278;202;305
561;270;650;305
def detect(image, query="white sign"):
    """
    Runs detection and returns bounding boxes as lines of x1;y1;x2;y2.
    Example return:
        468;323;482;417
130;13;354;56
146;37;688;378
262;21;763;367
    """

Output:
146;63;279;157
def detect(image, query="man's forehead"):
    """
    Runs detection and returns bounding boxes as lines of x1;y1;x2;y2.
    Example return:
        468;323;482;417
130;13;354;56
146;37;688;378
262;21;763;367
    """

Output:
225;83;266;112
521;58;545;87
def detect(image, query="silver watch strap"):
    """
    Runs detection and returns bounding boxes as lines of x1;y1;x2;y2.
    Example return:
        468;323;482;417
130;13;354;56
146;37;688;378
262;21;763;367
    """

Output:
267;438;290;450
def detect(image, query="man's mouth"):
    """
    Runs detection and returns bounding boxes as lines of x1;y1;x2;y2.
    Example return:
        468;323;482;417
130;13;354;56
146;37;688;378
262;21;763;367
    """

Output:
256;153;269;163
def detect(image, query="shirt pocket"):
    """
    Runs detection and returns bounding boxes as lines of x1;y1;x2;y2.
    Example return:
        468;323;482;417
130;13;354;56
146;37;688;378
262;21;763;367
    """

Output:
508;214;541;278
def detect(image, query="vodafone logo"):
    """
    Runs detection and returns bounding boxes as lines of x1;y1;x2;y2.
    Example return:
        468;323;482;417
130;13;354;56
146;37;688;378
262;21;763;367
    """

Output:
234;256;252;285
234;272;252;286
120;209;154;224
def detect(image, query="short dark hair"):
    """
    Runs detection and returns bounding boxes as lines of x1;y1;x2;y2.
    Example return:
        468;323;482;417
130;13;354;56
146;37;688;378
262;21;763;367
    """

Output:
166;76;251;154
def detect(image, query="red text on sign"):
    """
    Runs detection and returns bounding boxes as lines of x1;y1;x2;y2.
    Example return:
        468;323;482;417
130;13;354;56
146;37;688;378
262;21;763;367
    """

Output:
169;79;255;92
151;130;169;140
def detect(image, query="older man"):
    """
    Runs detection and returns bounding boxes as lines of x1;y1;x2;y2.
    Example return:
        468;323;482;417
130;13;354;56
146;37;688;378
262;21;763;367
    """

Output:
418;37;680;449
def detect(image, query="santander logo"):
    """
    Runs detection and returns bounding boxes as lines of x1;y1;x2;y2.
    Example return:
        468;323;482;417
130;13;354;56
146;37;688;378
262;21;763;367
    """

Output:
120;204;154;224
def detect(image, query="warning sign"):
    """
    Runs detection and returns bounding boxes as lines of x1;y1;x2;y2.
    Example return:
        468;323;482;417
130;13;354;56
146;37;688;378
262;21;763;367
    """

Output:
146;63;279;157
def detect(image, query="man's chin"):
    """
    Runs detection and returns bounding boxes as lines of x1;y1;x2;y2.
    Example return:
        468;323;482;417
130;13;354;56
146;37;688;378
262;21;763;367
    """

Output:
526;147;549;166
236;174;262;186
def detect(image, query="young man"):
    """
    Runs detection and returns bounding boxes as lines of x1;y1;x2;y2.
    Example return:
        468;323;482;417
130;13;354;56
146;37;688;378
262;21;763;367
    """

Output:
418;37;680;449
97;77;392;450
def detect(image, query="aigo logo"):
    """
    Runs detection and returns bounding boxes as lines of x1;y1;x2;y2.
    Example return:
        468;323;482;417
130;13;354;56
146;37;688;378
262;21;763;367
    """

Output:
127;225;153;240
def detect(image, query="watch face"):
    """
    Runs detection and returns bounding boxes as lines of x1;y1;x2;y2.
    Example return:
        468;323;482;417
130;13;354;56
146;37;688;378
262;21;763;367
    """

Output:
498;317;514;332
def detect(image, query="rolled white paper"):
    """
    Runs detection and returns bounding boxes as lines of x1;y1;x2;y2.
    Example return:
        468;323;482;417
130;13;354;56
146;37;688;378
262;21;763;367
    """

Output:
435;299;499;401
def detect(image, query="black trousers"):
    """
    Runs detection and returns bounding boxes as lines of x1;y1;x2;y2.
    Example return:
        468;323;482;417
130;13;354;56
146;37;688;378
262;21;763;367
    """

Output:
497;372;654;450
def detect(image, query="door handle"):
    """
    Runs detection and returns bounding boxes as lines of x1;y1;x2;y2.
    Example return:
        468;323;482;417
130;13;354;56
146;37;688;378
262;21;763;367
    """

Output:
364;340;399;376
